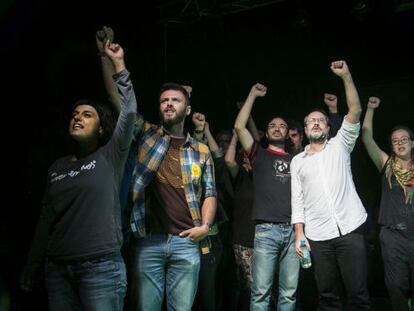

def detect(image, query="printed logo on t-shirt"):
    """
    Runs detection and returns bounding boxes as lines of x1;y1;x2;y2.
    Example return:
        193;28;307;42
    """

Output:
272;159;290;183
50;160;97;183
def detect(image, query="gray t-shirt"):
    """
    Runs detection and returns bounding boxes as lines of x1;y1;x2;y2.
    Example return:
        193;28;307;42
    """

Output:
26;69;136;268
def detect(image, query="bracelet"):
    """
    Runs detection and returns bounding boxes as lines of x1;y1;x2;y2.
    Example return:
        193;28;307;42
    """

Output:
202;222;211;230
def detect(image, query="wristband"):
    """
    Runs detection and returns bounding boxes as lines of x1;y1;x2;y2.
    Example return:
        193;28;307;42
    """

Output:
202;222;211;230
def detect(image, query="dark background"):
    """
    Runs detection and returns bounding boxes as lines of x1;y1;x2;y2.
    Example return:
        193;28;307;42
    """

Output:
2;0;414;309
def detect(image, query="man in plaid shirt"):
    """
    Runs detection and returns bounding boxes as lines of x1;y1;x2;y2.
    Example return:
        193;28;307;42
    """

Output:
127;82;217;311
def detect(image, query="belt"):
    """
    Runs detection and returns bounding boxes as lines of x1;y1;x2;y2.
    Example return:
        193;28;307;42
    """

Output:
48;252;120;265
256;220;291;226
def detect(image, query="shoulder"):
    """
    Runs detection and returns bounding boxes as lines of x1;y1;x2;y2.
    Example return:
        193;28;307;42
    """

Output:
291;151;306;166
188;137;210;154
340;118;360;133
49;155;71;169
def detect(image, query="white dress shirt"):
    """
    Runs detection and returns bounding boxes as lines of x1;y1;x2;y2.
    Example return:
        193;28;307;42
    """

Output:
291;119;367;241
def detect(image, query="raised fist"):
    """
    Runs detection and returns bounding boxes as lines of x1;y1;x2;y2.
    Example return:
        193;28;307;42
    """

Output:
367;97;380;109
250;83;267;98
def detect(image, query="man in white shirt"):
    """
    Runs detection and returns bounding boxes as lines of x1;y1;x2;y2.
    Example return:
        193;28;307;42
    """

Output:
291;60;370;310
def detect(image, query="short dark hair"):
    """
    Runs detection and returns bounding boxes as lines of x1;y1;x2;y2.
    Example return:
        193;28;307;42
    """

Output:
159;82;191;106
287;119;304;136
72;99;116;146
265;116;288;128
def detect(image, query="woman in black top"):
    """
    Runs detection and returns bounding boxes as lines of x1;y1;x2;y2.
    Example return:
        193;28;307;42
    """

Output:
362;96;414;311
20;39;137;311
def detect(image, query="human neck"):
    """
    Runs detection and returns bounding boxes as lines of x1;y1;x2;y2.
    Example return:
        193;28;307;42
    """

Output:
308;139;326;153
267;143;285;153
396;156;413;169
164;122;185;138
73;141;98;160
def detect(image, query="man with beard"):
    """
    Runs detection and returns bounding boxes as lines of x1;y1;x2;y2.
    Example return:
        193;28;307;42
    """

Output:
95;27;216;311
126;82;217;311
234;83;300;311
291;60;370;310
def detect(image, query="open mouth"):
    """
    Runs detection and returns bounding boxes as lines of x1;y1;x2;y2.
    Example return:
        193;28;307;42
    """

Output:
164;109;176;116
72;123;84;130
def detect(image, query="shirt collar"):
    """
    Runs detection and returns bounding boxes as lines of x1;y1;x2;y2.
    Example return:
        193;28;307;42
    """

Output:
160;125;197;150
302;139;329;157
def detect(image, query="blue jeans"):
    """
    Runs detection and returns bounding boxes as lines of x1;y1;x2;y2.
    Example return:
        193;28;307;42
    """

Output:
128;234;200;311
250;223;300;311
46;253;126;311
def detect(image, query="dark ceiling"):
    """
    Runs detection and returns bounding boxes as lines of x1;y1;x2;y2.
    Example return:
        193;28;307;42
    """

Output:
4;0;413;163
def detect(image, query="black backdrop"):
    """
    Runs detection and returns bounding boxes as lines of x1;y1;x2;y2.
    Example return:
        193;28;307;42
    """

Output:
2;0;414;309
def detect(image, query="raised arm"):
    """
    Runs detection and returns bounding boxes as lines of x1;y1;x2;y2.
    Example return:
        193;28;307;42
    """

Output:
324;93;342;136
192;112;207;143
204;122;221;157
103;40;137;154
237;101;261;142
103;40;126;74
192;112;221;157
361;97;388;171
96;26;121;113
224;130;240;179
234;83;267;153
330;61;361;124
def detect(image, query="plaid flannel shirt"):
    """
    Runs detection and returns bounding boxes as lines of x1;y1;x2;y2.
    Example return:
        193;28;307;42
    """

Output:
130;115;216;253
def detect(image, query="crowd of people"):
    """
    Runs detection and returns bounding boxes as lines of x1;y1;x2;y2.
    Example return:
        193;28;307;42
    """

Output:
19;27;414;311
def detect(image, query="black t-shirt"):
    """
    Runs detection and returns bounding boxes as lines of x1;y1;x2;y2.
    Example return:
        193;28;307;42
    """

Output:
214;155;231;226
45;151;124;261
249;143;292;223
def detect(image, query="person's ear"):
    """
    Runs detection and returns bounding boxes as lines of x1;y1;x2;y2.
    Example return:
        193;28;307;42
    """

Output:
186;105;191;116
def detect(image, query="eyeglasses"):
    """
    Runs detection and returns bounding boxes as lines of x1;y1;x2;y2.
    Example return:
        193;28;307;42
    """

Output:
306;117;327;125
268;123;288;130
391;136;411;145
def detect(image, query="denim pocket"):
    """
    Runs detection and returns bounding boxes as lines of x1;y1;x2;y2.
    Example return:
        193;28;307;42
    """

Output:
255;223;273;236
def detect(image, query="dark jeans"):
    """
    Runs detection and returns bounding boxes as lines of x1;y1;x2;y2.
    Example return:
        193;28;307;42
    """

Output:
309;227;370;311
380;227;414;311
193;234;223;311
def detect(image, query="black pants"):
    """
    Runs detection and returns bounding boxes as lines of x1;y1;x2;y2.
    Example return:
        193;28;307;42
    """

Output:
309;227;370;311
193;234;223;311
380;227;414;311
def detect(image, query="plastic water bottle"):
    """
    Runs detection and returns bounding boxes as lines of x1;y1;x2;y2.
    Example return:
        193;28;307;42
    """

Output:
300;238;312;269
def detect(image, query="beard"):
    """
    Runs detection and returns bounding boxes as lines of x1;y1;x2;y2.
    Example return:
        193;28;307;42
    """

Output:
161;109;187;127
268;137;286;147
307;131;328;143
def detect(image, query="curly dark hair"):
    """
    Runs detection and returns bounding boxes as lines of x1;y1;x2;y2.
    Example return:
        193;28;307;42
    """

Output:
71;99;116;146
